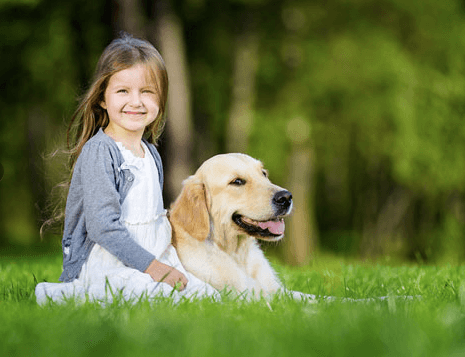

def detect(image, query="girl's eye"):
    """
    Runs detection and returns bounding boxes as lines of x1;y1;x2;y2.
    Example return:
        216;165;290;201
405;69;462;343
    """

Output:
230;178;246;186
117;89;128;94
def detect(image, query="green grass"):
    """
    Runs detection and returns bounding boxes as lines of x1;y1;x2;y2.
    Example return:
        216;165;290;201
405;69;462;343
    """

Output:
1;250;465;357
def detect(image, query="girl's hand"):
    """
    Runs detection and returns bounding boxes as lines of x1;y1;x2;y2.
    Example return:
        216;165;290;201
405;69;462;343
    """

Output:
144;260;188;291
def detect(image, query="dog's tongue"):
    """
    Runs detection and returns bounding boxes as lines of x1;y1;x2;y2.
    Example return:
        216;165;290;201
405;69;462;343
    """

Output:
258;219;285;235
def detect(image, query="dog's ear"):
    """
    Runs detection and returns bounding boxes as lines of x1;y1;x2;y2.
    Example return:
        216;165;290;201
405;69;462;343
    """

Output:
169;177;210;242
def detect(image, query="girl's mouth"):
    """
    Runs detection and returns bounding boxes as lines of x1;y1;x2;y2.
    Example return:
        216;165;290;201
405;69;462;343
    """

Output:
124;111;146;115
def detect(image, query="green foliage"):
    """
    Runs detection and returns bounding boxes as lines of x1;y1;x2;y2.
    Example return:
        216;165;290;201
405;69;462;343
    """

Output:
2;253;465;356
0;0;110;245
2;0;465;260
293;0;465;194
180;0;465;261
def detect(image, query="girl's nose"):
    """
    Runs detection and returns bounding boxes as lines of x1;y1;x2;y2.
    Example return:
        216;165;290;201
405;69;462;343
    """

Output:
129;92;143;106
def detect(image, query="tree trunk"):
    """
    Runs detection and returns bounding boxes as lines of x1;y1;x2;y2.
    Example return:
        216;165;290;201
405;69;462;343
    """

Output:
152;0;193;202
226;30;259;153
360;186;413;258
113;0;145;37
283;117;317;265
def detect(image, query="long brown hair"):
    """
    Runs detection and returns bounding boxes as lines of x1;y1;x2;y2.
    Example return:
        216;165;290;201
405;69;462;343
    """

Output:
41;33;168;237
67;32;169;171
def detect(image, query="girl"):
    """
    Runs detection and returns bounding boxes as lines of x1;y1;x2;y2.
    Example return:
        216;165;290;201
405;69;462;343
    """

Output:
35;33;219;304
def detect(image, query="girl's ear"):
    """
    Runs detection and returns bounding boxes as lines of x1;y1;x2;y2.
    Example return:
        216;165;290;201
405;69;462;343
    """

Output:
169;176;210;242
100;101;107;110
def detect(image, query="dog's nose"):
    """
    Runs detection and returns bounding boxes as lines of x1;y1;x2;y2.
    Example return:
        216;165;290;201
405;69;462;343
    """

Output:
273;190;293;212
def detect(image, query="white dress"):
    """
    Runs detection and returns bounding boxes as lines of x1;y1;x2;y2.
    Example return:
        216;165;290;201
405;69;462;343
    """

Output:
35;142;219;304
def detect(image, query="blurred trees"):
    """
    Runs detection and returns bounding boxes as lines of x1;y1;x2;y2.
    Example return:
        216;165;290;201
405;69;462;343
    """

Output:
1;0;465;264
0;0;110;246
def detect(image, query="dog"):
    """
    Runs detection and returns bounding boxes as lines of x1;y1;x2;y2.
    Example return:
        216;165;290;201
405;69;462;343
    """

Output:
169;153;313;300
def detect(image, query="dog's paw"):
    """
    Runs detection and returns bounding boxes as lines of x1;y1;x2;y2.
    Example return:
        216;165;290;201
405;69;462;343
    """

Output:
279;289;318;302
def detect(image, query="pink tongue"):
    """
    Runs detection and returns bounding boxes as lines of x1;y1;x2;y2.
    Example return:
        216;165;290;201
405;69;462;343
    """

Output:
258;220;285;235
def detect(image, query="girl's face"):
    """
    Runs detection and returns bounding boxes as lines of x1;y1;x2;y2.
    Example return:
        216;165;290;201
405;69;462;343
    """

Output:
101;64;160;138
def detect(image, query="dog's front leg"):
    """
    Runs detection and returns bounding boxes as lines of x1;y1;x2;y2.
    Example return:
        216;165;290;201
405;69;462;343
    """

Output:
245;243;283;296
245;244;317;301
176;240;261;294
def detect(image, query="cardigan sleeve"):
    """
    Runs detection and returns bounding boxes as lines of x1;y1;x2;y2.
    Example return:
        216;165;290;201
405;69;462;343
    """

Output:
79;141;156;273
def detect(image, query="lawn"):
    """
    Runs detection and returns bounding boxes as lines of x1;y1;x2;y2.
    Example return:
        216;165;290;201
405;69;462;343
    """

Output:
1;249;465;357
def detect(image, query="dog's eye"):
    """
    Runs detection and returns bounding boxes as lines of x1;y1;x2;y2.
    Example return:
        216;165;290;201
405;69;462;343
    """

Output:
262;169;268;178
230;178;246;186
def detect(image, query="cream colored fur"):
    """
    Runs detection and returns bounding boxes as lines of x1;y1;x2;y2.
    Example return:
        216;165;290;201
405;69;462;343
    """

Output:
169;153;311;299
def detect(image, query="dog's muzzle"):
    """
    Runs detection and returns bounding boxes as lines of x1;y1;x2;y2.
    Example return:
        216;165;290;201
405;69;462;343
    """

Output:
231;190;293;239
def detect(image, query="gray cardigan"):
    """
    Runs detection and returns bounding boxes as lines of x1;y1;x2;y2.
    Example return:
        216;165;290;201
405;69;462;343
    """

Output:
59;128;164;282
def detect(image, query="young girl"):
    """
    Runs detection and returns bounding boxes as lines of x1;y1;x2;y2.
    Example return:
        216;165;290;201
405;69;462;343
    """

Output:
35;33;219;304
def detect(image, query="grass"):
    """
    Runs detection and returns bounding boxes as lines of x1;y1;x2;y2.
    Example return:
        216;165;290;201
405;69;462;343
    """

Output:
1;249;465;357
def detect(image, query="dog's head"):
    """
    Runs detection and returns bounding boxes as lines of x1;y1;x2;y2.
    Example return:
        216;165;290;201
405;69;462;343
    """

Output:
169;153;293;246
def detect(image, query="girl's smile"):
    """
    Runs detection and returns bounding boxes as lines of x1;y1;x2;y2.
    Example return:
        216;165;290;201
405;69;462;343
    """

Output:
125;111;146;115
101;63;160;141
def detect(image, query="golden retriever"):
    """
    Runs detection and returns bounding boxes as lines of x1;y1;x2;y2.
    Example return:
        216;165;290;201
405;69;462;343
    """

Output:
169;153;314;300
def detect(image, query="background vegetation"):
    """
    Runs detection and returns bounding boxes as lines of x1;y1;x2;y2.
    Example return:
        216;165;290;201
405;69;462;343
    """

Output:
1;0;465;264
